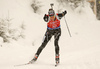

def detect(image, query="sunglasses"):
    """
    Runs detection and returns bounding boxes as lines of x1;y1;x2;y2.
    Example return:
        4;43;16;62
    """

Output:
50;15;55;18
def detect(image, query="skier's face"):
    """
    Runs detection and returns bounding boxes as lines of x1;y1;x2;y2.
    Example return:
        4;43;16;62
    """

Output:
50;15;55;21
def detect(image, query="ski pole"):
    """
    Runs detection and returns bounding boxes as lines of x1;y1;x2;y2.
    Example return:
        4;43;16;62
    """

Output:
64;16;72;37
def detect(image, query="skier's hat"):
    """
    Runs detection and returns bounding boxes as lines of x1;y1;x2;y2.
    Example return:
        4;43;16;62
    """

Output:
48;8;55;16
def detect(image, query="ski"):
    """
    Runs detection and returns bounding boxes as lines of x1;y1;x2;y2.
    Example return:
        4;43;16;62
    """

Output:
14;61;36;67
14;63;31;67
14;59;36;67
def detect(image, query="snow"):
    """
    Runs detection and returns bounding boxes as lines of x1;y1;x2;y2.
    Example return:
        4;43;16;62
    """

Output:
0;0;100;69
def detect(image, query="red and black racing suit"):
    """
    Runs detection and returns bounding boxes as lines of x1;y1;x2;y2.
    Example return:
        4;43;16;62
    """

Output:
36;11;67;56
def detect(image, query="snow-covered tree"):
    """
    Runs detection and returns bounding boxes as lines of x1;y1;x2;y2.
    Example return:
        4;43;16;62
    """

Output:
57;0;85;10
0;18;25;42
0;18;10;42
31;0;42;13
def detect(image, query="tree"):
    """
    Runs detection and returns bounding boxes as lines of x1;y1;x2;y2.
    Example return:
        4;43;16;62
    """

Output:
0;12;25;42
57;0;85;9
31;0;42;13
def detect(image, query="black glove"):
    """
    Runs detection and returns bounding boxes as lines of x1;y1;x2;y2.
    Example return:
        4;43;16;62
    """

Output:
63;10;67;15
43;14;48;22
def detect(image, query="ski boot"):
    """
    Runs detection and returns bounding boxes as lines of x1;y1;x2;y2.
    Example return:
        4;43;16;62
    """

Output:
29;54;38;64
55;54;60;66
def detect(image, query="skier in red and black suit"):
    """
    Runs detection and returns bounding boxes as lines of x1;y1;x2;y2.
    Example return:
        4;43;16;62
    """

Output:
29;9;67;64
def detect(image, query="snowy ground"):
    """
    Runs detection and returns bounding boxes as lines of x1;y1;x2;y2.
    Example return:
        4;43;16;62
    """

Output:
0;0;100;69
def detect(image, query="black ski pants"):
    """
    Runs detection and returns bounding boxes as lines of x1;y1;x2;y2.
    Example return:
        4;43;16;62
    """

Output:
36;28;61;56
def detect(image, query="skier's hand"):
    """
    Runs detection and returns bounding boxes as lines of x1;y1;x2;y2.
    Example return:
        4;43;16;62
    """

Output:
43;14;48;22
63;10;67;15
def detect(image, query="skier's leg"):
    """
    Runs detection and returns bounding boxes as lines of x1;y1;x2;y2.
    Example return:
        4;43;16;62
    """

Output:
54;29;61;55
29;31;52;63
54;29;61;64
36;31;52;56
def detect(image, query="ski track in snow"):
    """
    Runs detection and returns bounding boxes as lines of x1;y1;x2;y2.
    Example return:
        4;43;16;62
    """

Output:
0;0;100;69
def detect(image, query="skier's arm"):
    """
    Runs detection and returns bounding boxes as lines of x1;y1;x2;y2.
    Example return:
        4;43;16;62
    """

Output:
57;10;67;19
43;14;49;22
